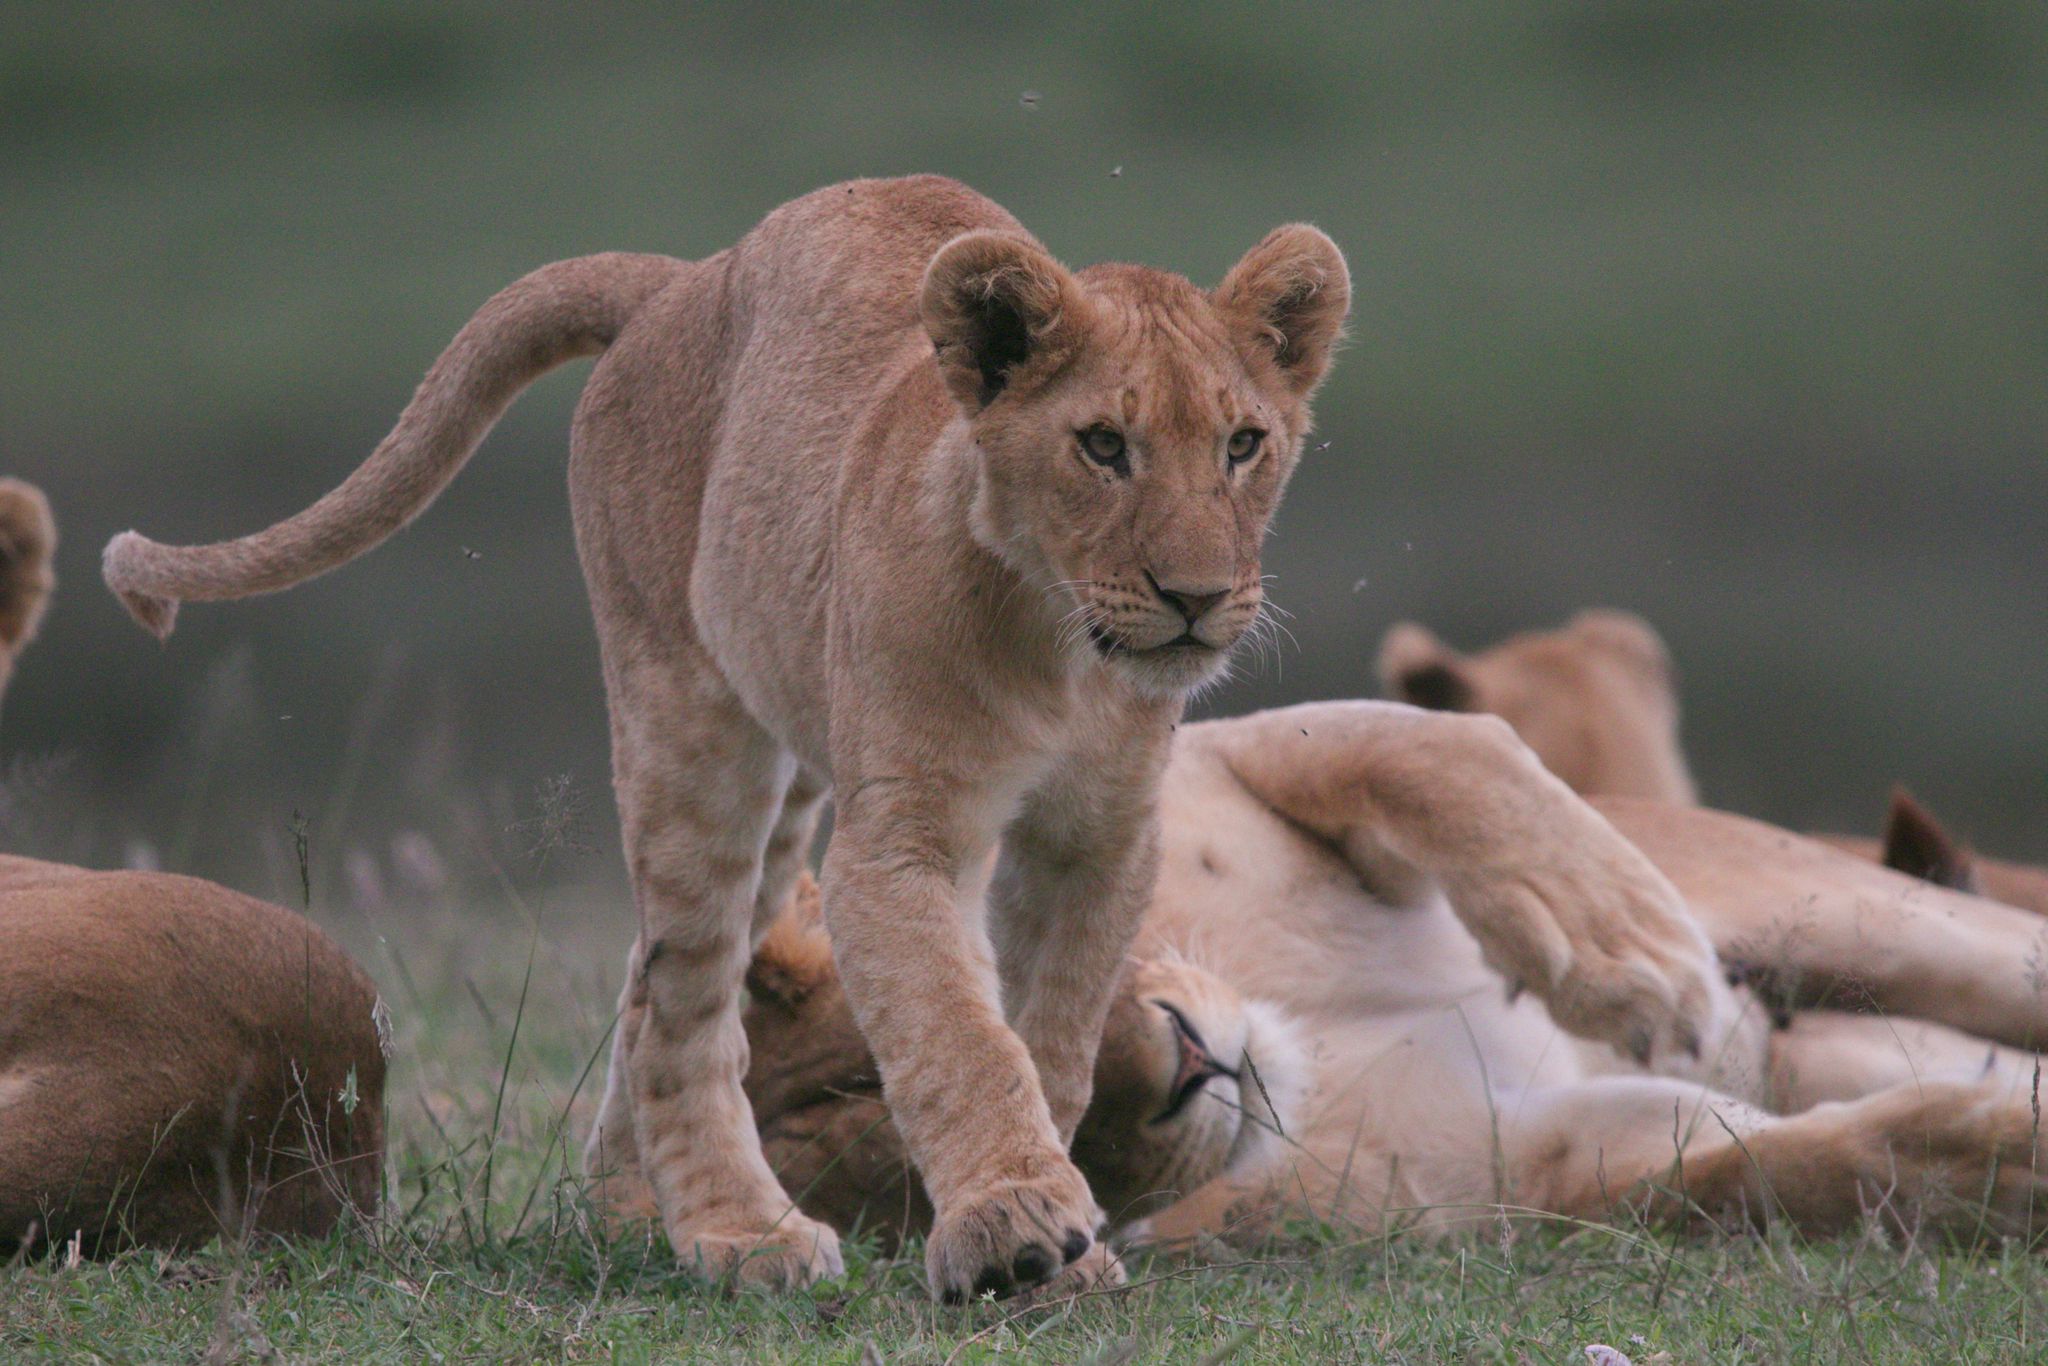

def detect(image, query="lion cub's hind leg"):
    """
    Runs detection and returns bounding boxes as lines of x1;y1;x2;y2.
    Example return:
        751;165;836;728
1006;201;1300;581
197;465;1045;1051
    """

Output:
590;646;842;1289
751;767;828;945
583;938;658;1227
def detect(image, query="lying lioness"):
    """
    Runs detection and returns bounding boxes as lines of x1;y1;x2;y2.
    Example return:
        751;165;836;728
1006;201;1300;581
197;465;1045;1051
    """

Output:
1379;611;2048;915
731;702;2048;1251
98;174;1579;1299
0;480;385;1254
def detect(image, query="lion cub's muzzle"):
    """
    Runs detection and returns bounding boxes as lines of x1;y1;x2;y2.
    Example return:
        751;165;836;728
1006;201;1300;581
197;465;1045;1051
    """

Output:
1088;577;1260;658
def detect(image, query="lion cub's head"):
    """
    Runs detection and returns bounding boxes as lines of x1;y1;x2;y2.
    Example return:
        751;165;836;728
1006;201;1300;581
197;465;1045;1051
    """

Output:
741;875;1303;1245
1378;609;1697;804
920;226;1349;698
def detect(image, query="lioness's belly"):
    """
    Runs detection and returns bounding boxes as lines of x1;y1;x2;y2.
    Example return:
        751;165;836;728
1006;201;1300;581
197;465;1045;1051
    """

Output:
1146;749;1509;1021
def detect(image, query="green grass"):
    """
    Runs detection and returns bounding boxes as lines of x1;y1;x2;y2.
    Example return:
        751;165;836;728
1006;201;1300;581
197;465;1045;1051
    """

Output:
7;893;2048;1364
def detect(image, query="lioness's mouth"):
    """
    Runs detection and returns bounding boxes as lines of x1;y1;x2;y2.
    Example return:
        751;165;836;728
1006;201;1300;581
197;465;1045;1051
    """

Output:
1150;1000;1237;1125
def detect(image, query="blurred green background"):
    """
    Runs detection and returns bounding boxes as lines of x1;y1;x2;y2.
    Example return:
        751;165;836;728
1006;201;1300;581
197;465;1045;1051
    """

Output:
2;2;2042;909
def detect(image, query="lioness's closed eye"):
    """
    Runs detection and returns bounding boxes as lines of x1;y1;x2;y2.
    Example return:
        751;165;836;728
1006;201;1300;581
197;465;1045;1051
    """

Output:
101;176;1348;1300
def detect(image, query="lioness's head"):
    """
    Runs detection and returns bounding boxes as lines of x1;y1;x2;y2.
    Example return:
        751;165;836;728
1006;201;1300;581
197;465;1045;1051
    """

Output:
1378;610;1697;805
1073;958;1305;1229
921;226;1349;698
740;877;1304;1245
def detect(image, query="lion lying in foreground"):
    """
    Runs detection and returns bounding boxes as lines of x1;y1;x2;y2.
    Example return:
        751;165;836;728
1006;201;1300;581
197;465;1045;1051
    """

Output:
726;702;2048;1252
0;481;384;1253
1377;610;2048;915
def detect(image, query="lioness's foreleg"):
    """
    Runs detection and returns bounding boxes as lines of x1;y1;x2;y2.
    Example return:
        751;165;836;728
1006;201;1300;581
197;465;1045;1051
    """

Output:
823;780;1102;1304
590;651;841;1288
1191;702;1724;1064
1604;800;2048;1052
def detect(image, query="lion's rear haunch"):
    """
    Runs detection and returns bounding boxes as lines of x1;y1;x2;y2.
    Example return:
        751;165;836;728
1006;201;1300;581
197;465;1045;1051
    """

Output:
100;252;683;641
0;865;389;1254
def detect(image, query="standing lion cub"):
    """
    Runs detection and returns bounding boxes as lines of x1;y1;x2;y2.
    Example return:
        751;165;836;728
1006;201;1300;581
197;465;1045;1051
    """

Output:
101;176;1380;1298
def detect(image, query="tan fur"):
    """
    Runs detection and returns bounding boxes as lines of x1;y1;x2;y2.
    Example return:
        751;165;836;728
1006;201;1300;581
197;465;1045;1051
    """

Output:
1382;614;2048;915
0;486;385;1253
741;703;2047;1251
0;478;56;705
1820;792;2048;919
98;177;1351;1297
1378;610;1696;804
736;906;1294;1257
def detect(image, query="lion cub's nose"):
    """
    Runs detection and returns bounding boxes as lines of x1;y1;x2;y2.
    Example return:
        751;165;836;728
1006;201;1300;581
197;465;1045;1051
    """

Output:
1147;573;1229;628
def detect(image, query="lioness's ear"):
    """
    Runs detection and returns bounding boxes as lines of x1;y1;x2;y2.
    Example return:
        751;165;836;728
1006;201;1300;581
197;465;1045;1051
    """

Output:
1377;621;1473;712
1569;610;1676;681
921;231;1087;413
1214;225;1350;398
745;871;837;1008
1881;787;1979;894
0;478;56;655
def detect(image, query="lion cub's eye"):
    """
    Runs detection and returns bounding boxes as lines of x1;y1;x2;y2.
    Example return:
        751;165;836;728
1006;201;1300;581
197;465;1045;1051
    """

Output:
1226;428;1265;466
1079;425;1130;476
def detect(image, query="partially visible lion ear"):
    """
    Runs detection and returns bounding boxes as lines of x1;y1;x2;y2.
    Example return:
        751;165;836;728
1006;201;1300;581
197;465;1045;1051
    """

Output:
1214;224;1351;398
1377;621;1473;712
921;231;1087;413
0;478;56;656
1570;610;1676;678
1881;787;1980;894
745;872;837;1008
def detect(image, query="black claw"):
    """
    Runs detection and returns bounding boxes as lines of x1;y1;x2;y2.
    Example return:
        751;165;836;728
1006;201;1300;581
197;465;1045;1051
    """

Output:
972;1266;1011;1300
1061;1229;1090;1265
1012;1245;1054;1284
941;1287;964;1307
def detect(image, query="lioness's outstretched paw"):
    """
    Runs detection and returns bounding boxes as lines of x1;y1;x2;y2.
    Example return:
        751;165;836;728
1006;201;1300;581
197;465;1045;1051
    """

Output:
671;1212;845;1291
1445;850;1723;1067
927;1161;1102;1304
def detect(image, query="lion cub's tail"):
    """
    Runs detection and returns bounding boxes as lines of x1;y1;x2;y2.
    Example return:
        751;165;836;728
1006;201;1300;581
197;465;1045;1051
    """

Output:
102;253;682;640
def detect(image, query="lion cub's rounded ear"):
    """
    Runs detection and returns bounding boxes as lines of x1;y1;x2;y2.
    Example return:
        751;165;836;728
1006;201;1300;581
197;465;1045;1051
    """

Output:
0;477;56;655
745;871;837;1009
1214;225;1350;398
921;231;1087;413
1377;621;1474;712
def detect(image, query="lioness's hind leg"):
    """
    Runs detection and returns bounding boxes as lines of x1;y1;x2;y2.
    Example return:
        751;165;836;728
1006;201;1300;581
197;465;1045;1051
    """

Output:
595;649;841;1289
1768;1010;2042;1112
1517;1075;2048;1243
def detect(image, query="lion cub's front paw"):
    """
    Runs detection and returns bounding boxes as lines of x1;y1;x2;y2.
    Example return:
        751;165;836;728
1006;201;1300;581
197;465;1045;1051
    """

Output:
1017;1240;1126;1304
927;1162;1103;1304
1446;845;1725;1068
670;1211;845;1291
